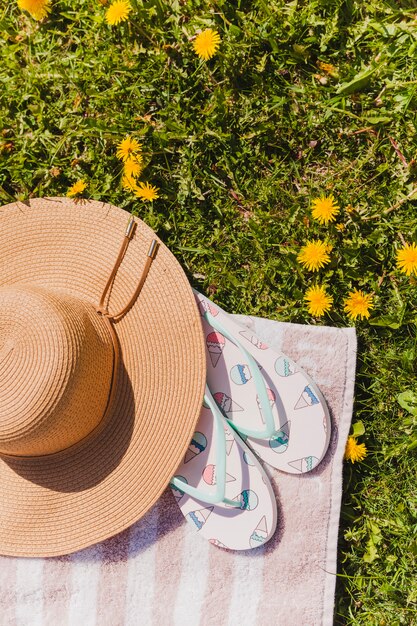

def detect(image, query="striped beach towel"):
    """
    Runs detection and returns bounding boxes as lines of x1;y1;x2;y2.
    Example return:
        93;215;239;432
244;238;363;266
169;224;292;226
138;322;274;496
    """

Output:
0;316;356;626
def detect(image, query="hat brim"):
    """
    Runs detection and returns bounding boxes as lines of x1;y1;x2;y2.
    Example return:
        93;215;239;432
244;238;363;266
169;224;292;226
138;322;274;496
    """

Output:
0;197;205;557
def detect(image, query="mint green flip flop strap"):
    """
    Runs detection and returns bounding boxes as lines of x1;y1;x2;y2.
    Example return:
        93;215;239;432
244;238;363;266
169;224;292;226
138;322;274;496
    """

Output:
170;385;241;508
203;310;276;439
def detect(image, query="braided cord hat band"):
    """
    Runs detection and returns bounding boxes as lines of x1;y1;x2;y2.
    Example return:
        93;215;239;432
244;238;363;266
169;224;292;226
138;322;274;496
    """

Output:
0;198;206;557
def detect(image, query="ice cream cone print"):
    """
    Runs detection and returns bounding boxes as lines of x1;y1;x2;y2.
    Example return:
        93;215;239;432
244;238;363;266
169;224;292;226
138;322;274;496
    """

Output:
184;431;207;463
256;387;276;424
224;426;235;456
243;451;256;466
287;456;319;473
227;489;259;511
294;385;319;410
274;356;297;377
213;392;244;418
238;330;269;350
171;476;188;502
230;363;252;385
206;331;226;368
202;464;236;485
197;298;219;318
269;421;290;454
187;506;214;530
209;538;228;548
202;464;216;485
249;516;268;548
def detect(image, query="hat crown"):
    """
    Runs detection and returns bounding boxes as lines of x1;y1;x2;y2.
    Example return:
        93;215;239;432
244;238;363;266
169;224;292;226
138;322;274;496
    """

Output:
0;284;114;457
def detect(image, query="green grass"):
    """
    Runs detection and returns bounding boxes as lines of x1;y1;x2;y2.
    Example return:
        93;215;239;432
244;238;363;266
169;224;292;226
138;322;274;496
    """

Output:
1;0;417;622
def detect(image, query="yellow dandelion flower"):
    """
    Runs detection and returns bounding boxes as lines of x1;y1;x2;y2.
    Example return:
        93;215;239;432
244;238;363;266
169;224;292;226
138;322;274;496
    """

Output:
193;29;221;61
304;285;333;317
396;242;417;276
124;156;143;178
116;136;142;162
134;182;159;201
17;0;51;20
346;204;355;213
344;436;367;463
67;179;87;197
297;240;331;272
122;173;139;193
336;224;345;232
105;0;132;26
311;195;340;225
344;289;373;320
317;61;338;77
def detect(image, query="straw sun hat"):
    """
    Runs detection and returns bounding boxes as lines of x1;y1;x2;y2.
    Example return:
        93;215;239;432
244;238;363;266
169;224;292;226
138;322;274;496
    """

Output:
0;197;206;557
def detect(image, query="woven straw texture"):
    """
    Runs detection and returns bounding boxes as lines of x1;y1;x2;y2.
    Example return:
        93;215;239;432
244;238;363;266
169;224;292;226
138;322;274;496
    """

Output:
0;197;206;558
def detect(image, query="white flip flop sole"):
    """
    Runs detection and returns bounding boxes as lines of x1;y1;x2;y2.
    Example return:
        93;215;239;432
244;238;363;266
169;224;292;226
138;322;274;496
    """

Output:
195;291;331;474
171;402;277;551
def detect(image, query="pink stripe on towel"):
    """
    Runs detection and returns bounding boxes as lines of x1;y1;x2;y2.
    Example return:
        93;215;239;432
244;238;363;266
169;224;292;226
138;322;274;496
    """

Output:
152;489;186;625
0;557;18;626
199;545;236;626
96;528;130;625
42;555;72;625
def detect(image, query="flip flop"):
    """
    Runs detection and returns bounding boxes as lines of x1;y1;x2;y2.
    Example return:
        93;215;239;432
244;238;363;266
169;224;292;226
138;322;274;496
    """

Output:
170;386;277;551
194;291;331;474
